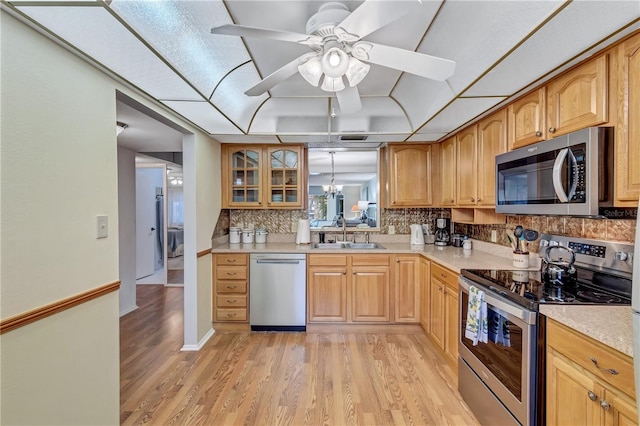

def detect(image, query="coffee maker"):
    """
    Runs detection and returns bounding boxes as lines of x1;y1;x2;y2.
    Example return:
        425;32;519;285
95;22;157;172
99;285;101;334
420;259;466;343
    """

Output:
434;218;451;246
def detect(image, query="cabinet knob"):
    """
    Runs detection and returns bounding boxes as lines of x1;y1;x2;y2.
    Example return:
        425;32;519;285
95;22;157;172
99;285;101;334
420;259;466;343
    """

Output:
535;131;542;137
587;391;598;401
477;198;481;202
600;399;610;411
470;198;475;202
352;271;356;275
396;259;400;263
451;199;455;203
548;127;556;133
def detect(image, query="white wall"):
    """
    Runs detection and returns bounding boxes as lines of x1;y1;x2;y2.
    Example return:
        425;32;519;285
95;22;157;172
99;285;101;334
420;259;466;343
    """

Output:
1;10;221;423
118;147;137;316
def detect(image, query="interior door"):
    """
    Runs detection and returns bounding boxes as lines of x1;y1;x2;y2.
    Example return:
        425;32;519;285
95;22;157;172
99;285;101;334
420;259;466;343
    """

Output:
136;168;157;279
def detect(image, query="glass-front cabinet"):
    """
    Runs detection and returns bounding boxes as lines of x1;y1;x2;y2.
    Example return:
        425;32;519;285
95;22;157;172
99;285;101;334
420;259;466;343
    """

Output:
222;144;305;209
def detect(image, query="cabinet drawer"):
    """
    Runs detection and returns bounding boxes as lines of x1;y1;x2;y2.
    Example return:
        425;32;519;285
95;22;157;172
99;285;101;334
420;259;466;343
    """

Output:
351;254;390;266
216;253;247;266
308;254;347;266
216;265;247;280
547;319;635;398
216;280;247;294
431;262;458;288
217;295;247;308
216;308;247;322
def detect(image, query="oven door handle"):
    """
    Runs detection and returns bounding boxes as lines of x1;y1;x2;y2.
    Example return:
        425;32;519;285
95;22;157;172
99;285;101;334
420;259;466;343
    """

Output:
552;148;578;203
459;277;537;326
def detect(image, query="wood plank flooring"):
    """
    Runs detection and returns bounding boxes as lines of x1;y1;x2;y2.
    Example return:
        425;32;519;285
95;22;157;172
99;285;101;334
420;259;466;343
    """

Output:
120;285;479;425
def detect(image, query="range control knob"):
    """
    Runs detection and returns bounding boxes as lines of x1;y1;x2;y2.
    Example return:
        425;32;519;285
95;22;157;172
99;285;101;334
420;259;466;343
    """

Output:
539;239;549;247
614;251;629;261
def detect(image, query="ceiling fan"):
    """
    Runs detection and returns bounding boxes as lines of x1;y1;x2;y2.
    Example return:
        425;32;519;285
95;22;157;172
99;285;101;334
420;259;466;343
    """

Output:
211;1;456;114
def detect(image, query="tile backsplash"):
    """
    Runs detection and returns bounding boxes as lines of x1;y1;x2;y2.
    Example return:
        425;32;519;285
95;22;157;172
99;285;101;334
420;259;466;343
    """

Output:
216;208;636;250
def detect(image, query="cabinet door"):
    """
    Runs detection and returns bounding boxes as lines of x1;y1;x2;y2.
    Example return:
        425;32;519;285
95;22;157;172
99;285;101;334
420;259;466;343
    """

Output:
419;258;430;332
547;54;609;137
307;266;347;322
266;146;304;208
615;33;640;204
439;137;457;206
388;145;433;207
507;88;546;149
477;110;507;206
444;283;459;366
603;387;639;426
393;255;420;323
547;349;604;425
428;276;445;350
222;145;263;208
456;127;478;206
351;266;390;322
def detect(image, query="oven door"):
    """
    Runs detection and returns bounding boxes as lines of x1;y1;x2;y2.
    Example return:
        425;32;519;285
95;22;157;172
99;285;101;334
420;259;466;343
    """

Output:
459;276;537;425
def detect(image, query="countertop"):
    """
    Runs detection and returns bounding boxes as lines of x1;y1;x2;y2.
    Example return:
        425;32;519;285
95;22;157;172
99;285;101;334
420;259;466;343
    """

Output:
540;305;634;357
212;238;634;358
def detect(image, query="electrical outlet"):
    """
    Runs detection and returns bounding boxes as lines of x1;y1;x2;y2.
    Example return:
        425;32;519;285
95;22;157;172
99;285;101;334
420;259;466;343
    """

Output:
491;229;497;243
97;215;108;239
291;220;297;233
388;225;395;235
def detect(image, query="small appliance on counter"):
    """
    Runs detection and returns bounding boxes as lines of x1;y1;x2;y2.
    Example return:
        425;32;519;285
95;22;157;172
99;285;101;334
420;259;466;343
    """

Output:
434;217;451;246
229;226;241;244
295;219;310;244
410;224;425;245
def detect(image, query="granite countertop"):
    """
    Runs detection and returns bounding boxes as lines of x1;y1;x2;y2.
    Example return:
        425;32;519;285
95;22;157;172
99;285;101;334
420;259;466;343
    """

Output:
211;237;633;357
540;305;634;357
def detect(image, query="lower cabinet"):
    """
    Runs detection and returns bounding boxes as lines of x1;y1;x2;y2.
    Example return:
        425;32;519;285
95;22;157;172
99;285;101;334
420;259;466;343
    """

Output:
546;319;638;425
419;257;431;332
212;253;249;322
308;254;390;323
393;255;421;323
428;262;459;367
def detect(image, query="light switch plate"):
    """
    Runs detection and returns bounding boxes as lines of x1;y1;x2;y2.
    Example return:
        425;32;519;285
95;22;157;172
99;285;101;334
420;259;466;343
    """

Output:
491;229;498;243
97;215;108;239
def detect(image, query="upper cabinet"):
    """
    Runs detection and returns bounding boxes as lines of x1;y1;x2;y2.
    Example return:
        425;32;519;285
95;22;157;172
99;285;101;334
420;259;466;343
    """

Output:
547;54;609;137
221;144;305;209
456;110;507;207
507;88;546;150
439;137;457;206
615;32;640;204
385;144;438;208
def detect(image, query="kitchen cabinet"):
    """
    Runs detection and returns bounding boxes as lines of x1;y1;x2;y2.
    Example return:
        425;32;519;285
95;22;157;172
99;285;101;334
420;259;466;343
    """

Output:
393;255;420;323
221;144;305;209
428;262;459;367
507;88;546;150
546;319;638;425
213;253;249;322
419;257;430;333
546;54;609;138
307;254;390;323
456;126;477;207
439;136;457;206
615;32;640;204
384;144;437;208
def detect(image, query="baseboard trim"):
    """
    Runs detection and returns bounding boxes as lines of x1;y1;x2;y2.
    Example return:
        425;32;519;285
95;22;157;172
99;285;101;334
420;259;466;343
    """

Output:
181;327;215;351
1;281;120;334
119;304;139;317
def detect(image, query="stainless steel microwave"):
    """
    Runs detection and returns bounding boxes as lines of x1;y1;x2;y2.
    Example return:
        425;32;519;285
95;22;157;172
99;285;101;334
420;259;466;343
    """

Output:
495;127;613;216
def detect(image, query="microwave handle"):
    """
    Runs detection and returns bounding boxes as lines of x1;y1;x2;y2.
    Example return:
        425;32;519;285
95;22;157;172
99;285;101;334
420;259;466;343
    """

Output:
552;148;578;202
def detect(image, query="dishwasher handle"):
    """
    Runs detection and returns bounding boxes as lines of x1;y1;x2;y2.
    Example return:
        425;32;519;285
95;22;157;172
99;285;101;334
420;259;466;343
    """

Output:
255;259;303;265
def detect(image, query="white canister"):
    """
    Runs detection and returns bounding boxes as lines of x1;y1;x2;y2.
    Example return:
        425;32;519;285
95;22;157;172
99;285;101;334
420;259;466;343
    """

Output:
242;228;254;244
513;251;530;269
255;228;267;244
229;227;241;244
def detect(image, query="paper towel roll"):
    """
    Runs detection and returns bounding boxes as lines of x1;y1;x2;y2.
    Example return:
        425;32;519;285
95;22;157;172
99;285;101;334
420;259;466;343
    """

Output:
296;219;310;244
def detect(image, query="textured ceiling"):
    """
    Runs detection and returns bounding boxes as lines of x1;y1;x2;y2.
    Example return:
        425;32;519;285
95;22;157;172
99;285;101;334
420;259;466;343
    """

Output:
4;0;640;147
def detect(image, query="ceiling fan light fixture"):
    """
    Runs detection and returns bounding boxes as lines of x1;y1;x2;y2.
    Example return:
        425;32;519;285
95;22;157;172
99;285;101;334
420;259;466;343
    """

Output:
345;57;370;87
321;75;345;92
298;56;323;86
321;47;349;78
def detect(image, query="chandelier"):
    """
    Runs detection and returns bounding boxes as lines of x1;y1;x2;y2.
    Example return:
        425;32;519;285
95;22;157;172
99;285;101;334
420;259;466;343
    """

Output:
322;151;343;199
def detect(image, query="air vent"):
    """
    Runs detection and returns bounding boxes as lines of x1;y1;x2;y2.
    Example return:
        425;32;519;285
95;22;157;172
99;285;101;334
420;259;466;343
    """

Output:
339;135;368;141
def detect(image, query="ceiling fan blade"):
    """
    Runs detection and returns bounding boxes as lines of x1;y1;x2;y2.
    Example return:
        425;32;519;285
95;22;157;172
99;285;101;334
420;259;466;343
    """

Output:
353;41;456;81
245;53;318;96
336;0;421;40
336;85;362;114
211;24;321;46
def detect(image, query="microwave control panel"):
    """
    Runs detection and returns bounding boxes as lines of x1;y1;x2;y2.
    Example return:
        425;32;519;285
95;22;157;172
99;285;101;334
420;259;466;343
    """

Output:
571;147;587;202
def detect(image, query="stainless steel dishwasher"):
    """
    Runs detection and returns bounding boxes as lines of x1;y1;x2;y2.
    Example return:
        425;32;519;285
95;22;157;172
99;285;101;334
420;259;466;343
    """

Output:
249;253;306;331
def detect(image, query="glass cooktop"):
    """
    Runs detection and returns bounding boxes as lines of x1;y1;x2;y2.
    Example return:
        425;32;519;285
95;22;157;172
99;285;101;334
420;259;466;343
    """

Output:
460;268;632;311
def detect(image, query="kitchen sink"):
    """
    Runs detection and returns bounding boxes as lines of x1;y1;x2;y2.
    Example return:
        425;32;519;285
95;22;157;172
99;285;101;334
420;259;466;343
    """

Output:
312;242;385;250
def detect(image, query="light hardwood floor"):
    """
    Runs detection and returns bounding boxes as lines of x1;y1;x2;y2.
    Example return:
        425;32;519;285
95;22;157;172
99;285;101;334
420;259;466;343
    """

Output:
120;285;479;425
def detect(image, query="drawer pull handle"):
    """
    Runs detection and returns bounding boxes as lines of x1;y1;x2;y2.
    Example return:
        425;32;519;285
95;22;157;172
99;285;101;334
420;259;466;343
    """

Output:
227;272;237;276
227;299;236;303
226;285;237;289
587;391;598;401
590;357;619;375
227;313;237;317
226;259;237;263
